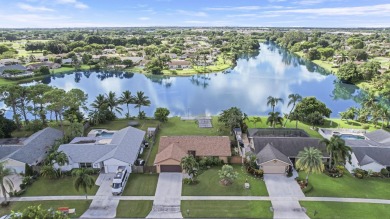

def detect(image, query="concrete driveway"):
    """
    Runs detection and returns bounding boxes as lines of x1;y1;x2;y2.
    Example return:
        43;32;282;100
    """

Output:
147;173;183;219
264;174;309;219
81;173;119;218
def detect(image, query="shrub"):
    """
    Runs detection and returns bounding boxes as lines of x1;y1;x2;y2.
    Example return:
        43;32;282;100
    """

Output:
362;124;370;130
22;176;34;186
1;201;10;207
25;120;45;132
353;168;368;179
19;183;27;190
302;183;313;194
381;168;389;177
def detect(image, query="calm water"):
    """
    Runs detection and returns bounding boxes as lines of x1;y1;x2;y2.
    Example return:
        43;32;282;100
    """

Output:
21;43;367;118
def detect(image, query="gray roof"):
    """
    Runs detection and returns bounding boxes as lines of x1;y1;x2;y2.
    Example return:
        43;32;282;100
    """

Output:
0;64;27;74
365;129;390;144
0;146;22;160
256;143;292;165
344;139;382;148
252;137;329;158
248;128;309;138
58;144;116;163
353;147;390;166
59;126;145;165
9;127;63;164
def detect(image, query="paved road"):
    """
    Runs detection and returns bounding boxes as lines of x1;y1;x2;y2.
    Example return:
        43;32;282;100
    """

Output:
147;173;183;219
264;174;309;219
81;173;119;219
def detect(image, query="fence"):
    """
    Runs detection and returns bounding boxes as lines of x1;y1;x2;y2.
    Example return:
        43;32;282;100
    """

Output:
132;165;157;174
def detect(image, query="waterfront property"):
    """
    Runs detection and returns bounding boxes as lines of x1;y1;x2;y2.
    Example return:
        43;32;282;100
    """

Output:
345;129;390;172
57;126;145;173
154;136;231;173
247;128;328;174
0;127;63;173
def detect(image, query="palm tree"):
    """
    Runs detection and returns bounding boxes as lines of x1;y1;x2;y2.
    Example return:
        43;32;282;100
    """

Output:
133;91;151;116
250;117;262;128
40;165;58;179
320;136;351;170
0;162;14;202
106;91;122;115
91;94;107;110
266;112;283;128
119;90;134;118
296;147;324;184
180;156;199;182
72;168;95;199
284;93;302;127
54;151;69;166
267;96;284;113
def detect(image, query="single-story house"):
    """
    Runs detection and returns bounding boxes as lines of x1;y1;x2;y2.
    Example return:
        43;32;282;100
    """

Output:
36;56;49;62
168;60;191;69
345;129;390;173
0;64;27;75
27;62;61;71
62;58;72;65
154;136;231;173
162;53;177;59
248;128;328;174
0;59;20;65
121;57;144;65
102;49;116;54
139;60;150;67
0;127;63;173
57;126;145;173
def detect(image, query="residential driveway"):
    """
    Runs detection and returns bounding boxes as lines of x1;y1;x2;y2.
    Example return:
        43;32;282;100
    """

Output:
264;174;309;219
0;174;22;199
147;173;183;219
81;173;119;219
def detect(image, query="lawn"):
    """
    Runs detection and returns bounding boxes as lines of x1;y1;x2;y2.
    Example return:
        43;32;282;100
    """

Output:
0;200;91;218
182;165;268;196
121;174;158;196
116;200;153;218
298;172;390;199
181;201;273;218
85;118;160;134
300;201;390;219
23;176;99;196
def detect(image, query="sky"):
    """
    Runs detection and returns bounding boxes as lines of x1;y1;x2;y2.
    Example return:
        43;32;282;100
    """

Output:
0;0;389;28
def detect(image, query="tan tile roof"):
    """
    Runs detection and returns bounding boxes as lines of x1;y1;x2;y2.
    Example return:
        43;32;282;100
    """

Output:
154;136;231;164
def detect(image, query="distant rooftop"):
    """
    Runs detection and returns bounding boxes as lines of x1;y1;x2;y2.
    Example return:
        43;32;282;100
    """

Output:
248;128;309;138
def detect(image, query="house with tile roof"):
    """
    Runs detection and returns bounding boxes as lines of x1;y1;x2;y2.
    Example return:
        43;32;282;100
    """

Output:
0;127;63;173
57;126;145;173
345;129;390;173
154;136;231;173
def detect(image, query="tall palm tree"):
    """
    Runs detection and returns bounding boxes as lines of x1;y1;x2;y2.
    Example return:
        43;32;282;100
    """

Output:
106;91;122;115
134;91;151;115
0;162;14;202
296;147;324;184
320;136;351;170
40;165;58;179
180;156;199;182
72;168;95;199
267;96;284;113
284;93;302;127
250;117;262;128
266;112;283;128
119;90;134;118
91;94;107;110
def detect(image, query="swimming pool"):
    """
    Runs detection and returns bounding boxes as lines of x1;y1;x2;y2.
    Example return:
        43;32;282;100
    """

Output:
339;134;365;140
96;131;115;138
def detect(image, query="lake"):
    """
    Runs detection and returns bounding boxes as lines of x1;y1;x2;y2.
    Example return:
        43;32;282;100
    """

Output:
23;43;367;118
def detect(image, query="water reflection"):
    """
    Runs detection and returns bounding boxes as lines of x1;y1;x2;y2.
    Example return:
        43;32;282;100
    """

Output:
23;43;369;117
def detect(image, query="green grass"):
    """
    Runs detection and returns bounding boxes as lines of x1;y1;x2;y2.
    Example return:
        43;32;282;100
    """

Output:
0;200;91;218
85;118;160;134
181;201;273;218
116;201;153;218
299;172;390;199
182;165;268;196
300;201;390;219
51;65;90;74
294;52;338;74
23;176;99;196
122;174;158;196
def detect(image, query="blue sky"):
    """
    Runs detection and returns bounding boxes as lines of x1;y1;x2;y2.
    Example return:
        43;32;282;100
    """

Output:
0;0;389;28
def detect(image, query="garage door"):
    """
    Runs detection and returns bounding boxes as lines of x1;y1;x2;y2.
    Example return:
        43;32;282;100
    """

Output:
262;165;286;174
160;165;182;172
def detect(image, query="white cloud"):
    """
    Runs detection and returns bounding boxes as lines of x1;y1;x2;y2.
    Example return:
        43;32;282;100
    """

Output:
205;6;261;11
17;3;55;12
268;0;286;2
56;0;88;9
176;10;207;17
184;20;207;24
270;4;390;16
293;0;325;5
138;17;150;20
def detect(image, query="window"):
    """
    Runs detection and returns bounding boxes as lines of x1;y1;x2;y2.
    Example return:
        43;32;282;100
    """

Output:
79;163;92;168
188;150;196;157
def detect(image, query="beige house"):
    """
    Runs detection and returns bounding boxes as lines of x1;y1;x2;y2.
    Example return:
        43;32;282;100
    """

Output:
154;136;231;173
